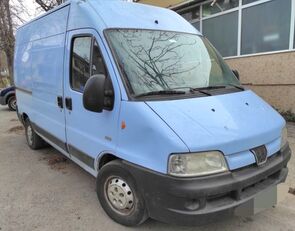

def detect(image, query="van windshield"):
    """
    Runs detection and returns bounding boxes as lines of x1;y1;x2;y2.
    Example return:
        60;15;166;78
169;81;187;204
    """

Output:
106;29;241;97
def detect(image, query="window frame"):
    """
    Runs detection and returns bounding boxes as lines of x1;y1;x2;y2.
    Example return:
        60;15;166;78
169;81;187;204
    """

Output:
174;0;295;59
70;34;109;93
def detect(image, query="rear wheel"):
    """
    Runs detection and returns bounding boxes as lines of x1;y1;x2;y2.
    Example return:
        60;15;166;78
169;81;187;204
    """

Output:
7;96;17;111
96;160;148;226
24;118;47;150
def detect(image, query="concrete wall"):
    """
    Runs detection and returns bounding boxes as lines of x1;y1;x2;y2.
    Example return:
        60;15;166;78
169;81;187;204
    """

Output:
226;51;295;112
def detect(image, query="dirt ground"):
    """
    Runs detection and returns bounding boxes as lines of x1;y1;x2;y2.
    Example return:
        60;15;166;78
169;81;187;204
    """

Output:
0;105;294;231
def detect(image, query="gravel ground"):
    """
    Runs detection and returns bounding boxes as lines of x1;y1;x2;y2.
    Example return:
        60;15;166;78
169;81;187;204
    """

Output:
0;105;294;231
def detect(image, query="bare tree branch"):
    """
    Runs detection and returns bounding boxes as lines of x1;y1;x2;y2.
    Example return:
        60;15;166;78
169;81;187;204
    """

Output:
116;30;198;91
35;0;63;12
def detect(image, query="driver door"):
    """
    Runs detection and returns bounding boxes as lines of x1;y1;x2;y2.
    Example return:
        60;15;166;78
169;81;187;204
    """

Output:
64;29;120;175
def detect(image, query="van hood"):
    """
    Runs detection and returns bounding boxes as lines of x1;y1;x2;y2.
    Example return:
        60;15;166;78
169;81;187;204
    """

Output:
146;90;285;156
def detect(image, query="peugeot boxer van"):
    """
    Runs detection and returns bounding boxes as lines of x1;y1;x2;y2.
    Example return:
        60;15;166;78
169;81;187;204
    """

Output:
14;0;291;226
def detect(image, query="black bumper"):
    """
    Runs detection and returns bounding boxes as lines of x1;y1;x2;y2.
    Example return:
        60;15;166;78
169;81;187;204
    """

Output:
0;96;5;105
123;144;291;226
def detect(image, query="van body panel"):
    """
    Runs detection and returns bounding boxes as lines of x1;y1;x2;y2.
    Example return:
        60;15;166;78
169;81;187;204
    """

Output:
146;90;285;170
67;0;199;35
63;29;121;172
67;0;106;33
15;6;69;46
15;6;70;146
87;0;199;34
30;33;66;144
117;101;189;174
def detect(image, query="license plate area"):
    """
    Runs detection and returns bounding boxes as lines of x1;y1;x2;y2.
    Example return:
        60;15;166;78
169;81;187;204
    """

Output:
235;186;277;216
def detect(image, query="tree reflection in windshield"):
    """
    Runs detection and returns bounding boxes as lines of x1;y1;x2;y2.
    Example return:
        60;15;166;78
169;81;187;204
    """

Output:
107;29;239;95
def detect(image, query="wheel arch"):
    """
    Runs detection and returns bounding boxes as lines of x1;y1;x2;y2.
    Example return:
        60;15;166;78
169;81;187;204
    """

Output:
5;92;15;104
96;152;120;171
21;113;29;125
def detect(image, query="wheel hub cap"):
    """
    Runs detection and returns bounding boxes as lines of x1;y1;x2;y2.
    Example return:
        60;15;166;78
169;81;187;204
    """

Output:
11;99;16;110
27;126;33;145
106;177;134;212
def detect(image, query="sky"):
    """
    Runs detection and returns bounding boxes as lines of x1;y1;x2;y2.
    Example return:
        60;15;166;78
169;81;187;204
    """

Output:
23;0;42;20
14;0;42;24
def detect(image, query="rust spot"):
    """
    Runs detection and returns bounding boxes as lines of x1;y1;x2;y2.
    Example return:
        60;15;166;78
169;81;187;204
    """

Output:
121;121;126;130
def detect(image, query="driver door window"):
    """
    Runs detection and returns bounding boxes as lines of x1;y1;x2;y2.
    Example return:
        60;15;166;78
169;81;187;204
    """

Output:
71;36;107;92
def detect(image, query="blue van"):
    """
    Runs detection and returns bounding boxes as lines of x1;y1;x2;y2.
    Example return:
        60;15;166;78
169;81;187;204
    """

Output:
14;0;291;226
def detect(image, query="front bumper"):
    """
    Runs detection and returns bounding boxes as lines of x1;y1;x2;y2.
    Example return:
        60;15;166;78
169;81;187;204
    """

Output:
123;144;291;226
0;96;6;105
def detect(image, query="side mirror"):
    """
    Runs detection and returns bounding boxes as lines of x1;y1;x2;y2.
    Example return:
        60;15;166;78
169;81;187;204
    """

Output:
232;69;240;80
83;74;114;113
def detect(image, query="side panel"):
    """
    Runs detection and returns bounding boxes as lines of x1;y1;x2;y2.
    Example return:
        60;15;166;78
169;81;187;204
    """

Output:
14;6;70;151
116;102;189;174
15;6;69;46
30;33;67;150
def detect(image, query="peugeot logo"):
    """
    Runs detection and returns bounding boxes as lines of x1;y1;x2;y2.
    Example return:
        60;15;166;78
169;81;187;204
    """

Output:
250;145;268;166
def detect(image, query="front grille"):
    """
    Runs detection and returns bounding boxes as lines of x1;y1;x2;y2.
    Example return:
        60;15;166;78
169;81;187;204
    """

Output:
232;151;280;173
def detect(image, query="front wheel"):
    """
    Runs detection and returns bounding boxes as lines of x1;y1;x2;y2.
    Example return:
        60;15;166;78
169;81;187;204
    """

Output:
7;96;17;111
96;160;148;226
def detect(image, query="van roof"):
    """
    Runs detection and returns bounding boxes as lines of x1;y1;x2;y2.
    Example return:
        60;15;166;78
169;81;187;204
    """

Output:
16;0;200;45
88;0;199;33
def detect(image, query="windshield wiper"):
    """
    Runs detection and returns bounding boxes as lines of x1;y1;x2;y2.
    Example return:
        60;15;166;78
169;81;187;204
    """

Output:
170;86;212;96
192;84;244;91
135;90;186;98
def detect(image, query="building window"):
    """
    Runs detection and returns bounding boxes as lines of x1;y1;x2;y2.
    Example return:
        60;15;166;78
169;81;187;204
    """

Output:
242;0;259;5
192;21;200;30
203;11;238;57
175;0;294;58
241;0;291;55
202;0;239;17
180;5;200;21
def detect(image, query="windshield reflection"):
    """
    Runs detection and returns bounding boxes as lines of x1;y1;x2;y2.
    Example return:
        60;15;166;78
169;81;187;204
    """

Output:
107;29;240;96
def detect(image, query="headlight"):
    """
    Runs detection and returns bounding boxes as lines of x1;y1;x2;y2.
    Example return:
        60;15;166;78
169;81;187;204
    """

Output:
281;127;288;148
168;151;228;177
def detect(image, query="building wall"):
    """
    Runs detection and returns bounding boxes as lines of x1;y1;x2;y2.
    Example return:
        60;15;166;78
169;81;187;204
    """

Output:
226;51;295;112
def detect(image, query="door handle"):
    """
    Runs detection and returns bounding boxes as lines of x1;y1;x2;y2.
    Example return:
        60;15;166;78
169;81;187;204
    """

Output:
65;97;72;111
57;96;63;108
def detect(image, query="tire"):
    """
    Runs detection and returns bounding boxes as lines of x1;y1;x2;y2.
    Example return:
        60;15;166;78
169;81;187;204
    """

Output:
24;118;47;150
7;95;17;111
96;160;148;226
